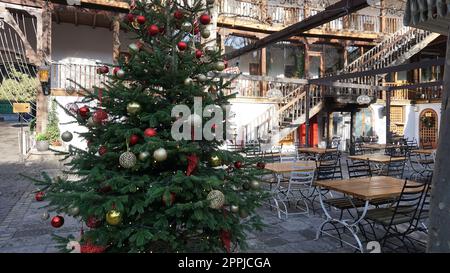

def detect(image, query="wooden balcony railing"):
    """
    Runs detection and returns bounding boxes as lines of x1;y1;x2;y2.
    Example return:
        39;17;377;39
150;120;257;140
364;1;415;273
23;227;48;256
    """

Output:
50;63;107;91
380;82;443;101
219;0;403;34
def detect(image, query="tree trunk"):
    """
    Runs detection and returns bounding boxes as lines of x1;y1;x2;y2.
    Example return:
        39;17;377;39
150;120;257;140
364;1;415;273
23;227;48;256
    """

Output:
427;34;450;252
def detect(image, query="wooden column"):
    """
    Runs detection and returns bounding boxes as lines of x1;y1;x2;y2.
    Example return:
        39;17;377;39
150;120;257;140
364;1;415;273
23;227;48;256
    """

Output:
36;4;52;134
260;47;267;96
385;73;392;143
379;0;385;33
304;42;310;79
261;0;268;22
350;110;356;155
112;15;121;64
428;34;450;253
343;42;348;68
327;111;332;147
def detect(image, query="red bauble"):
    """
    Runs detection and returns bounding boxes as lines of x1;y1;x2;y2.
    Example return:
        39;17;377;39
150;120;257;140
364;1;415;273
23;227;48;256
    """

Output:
199;14;211;25
177;41;188;51
80;242;106;253
148;25;160;36
97;66;109;74
195;49;203;59
113;67;120;76
78;106;90;119
256;162;266;169
126;13;135;22
98;146;108;156
234;161;243;169
51;216;64;228
35;191;45;201
174;10;184;20
162;192;176;207
136;15;146;24
93;109;108;124
224;60;229;69
144;128;157;137
129;134;140;145
159;27;166;34
86;216;101;228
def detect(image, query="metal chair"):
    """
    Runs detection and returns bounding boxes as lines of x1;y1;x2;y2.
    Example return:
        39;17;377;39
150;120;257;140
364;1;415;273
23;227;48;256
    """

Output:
347;159;372;178
364;180;428;252
276;165;316;219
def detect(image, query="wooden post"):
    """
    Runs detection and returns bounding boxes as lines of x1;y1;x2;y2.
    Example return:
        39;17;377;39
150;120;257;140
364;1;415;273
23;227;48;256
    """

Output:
36;4;52;134
385;73;392;143
327;111;332;147
112;15;121;64
261;0;268;22
427;34;450;253
260;47;267;96
305;84;310;147
379;0;385;33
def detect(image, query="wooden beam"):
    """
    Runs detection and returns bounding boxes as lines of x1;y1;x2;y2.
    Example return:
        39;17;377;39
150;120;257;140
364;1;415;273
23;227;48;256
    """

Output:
112;15;120;63
0;0;42;8
223;0;369;61
49;0;129;13
427;30;450;253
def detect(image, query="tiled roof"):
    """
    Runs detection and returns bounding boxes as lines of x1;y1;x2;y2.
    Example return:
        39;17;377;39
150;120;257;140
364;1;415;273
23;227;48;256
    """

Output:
404;0;450;34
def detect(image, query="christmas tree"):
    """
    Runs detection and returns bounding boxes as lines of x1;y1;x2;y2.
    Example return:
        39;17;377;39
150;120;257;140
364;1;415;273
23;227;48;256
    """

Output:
33;0;267;253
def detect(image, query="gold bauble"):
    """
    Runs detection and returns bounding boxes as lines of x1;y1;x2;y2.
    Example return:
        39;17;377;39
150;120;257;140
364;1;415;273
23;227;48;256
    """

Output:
127;102;141;115
184;77;194;86
139;151;150;161
207;190;225;209
209;155;222;167
215;61;226;71
153;148;168;162
106;209;122;225
201;29;211;39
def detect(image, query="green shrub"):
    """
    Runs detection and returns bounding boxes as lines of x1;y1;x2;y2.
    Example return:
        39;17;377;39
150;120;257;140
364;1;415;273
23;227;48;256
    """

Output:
36;133;49;141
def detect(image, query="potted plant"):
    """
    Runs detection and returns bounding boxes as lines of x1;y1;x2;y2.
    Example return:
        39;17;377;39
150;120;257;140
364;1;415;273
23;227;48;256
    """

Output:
47;100;62;146
36;132;49;151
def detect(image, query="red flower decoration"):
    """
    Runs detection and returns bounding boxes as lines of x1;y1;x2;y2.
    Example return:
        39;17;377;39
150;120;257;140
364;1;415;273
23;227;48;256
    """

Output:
186;154;199;176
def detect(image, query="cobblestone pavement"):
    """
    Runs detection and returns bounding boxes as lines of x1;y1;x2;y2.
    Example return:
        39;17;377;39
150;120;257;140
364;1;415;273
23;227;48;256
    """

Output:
0;121;426;253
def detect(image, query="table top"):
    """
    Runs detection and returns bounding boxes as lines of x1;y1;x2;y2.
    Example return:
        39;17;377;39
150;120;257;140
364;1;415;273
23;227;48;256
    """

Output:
265;161;316;173
412;149;436;155
298;147;337;154
348;154;406;163
314;176;421;201
360;144;386;150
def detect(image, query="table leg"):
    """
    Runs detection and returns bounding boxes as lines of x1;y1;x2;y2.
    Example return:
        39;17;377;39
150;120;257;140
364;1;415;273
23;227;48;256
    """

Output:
315;185;370;253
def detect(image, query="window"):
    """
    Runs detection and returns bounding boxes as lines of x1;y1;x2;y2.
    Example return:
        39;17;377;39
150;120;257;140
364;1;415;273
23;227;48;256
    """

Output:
249;63;260;76
390;106;404;136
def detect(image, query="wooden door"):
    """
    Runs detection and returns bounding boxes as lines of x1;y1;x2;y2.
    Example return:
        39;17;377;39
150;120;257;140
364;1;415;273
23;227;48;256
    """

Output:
419;109;439;148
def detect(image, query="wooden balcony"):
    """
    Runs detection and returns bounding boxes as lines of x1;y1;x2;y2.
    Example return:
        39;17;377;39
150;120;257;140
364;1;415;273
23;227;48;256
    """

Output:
379;82;443;102
218;0;402;40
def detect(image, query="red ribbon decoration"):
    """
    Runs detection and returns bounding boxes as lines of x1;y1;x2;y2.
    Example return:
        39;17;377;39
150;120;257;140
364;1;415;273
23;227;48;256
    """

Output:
220;230;231;253
186;154;199;176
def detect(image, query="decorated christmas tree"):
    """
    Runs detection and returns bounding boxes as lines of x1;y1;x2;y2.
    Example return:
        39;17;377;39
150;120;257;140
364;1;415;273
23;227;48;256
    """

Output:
32;0;267;253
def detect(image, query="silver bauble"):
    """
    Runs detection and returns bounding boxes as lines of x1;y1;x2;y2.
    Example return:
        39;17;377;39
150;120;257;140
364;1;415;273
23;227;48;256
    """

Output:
119;151;137;169
184;77;193;86
61;131;73;142
68;206;80;216
251;180;260;189
230;205;239;213
87;117;96;128
41;211;50;221
197;74;207;82
139;151;150;161
205;46;217;54
207;190;225;209
153;148;168;162
127;102;141;115
201;29;211;39
116;69;125;78
181;21;193;32
215;61;226;71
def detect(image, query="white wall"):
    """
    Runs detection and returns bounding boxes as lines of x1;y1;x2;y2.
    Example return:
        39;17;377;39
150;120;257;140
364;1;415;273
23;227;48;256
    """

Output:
370;104;387;144
52;23;113;64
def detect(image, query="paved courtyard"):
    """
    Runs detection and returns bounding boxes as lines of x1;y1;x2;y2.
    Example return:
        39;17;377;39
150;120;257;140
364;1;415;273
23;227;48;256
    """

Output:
0;121;427;253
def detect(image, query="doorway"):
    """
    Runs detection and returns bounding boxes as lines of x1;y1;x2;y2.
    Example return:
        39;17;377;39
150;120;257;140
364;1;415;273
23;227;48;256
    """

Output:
307;51;324;79
419;109;438;148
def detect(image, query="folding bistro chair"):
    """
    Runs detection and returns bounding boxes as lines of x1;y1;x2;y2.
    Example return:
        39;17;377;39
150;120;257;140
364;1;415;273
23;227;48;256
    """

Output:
364;180;428;252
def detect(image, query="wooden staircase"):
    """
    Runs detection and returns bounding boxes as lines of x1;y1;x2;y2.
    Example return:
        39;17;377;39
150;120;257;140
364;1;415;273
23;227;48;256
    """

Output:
239;27;439;147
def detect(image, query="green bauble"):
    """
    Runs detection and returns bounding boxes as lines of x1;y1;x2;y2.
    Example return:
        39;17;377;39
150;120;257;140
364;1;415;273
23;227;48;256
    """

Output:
127;102;141;115
215;61;226;71
201;29;211;39
242;182;251;190
119;152;137;169
239;209;249;219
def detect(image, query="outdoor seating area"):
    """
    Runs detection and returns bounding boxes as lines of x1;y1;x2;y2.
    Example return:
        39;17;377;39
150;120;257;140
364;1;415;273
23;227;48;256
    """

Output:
233;138;435;253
